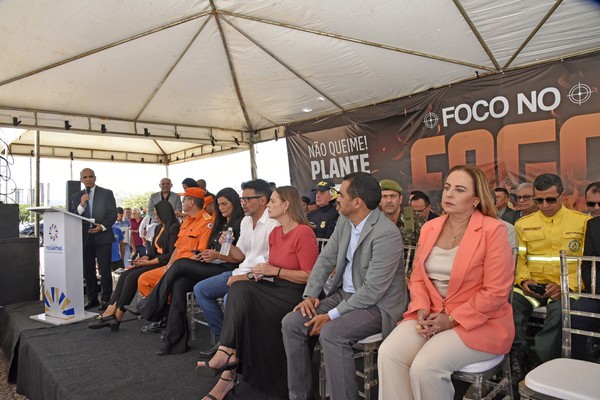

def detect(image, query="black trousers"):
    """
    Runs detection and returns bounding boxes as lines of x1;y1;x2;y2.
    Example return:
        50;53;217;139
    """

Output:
108;264;161;309
138;258;236;354
83;240;112;303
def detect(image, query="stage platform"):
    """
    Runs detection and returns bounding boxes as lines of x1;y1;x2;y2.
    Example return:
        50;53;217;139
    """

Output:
0;301;282;400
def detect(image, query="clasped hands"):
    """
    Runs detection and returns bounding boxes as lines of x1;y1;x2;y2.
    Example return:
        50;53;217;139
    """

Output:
293;297;330;336
415;309;454;340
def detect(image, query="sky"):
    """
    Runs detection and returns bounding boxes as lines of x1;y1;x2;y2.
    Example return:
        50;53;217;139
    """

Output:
1;134;291;207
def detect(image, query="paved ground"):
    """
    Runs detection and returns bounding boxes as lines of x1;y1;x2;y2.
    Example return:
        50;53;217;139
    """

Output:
0;349;28;400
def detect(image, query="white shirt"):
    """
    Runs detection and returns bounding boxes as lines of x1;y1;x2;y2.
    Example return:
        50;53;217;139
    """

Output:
231;208;280;276
328;211;372;320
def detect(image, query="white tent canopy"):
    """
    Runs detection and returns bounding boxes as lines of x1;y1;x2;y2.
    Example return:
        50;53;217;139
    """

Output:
1;0;600;163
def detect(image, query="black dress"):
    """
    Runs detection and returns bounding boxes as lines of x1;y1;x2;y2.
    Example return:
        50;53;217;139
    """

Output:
221;279;306;398
219;224;320;398
137;217;242;354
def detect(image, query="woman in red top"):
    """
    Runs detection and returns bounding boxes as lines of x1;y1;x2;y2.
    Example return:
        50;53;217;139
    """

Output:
196;186;319;399
129;207;146;257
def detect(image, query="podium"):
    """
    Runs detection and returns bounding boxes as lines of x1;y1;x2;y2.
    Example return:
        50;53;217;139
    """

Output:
27;206;97;325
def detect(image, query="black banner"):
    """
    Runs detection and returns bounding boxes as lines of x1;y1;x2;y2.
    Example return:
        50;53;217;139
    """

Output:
286;52;600;211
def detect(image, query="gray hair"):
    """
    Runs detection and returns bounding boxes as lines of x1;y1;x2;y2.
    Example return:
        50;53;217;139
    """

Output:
516;182;533;191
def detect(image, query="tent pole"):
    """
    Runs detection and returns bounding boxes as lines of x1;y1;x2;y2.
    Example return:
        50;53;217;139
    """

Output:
249;142;257;180
34;130;41;236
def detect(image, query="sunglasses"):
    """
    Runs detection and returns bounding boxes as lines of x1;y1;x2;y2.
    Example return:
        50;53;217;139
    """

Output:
240;195;262;203
533;197;559;204
517;195;534;201
586;201;600;208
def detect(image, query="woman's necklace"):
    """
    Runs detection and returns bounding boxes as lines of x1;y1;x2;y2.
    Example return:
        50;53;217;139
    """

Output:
447;221;468;246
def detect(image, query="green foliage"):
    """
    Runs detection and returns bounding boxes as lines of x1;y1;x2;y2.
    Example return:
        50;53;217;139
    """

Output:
117;191;153;211
19;204;66;222
19;204;32;222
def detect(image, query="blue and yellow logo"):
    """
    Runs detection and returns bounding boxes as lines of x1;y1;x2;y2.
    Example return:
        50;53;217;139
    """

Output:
44;287;75;318
48;223;59;241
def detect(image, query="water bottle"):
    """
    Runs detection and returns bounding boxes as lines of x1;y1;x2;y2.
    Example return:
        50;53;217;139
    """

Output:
219;227;233;256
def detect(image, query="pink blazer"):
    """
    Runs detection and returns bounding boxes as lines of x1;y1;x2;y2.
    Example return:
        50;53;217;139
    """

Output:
404;210;515;354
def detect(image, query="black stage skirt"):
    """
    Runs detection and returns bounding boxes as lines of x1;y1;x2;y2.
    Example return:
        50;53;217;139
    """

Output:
221;278;305;398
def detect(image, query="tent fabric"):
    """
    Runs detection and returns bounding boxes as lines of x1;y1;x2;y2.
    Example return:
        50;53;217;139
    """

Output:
1;0;599;163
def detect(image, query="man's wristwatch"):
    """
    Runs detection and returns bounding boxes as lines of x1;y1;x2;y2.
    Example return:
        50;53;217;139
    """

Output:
246;272;254;280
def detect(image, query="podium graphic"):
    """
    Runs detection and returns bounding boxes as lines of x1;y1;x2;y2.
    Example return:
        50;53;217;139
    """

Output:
28;207;97;325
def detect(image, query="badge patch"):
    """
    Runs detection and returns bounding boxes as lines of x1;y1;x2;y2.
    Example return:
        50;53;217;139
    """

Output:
568;239;581;252
320;221;326;229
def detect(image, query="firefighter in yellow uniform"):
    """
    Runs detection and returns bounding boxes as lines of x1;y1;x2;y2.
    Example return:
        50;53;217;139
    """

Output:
511;174;590;378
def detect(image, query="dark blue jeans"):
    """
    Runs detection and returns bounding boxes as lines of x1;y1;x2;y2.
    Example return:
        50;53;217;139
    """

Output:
193;270;232;338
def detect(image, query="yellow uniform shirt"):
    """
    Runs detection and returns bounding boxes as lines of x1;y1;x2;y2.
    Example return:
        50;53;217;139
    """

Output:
515;206;590;291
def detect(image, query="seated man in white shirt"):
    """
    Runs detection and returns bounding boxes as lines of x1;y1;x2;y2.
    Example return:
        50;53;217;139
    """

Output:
193;179;279;357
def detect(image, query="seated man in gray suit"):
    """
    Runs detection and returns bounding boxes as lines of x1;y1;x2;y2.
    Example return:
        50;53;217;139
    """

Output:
282;172;408;400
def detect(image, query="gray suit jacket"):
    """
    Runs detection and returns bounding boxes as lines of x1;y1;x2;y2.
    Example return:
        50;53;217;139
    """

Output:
303;208;407;337
147;191;182;221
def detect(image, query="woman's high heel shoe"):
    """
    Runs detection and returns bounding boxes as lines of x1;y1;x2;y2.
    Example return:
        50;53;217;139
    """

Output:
203;371;240;400
88;314;115;329
195;349;239;378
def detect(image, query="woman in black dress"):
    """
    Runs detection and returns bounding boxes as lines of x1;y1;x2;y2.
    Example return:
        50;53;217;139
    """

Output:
88;200;179;330
137;187;245;354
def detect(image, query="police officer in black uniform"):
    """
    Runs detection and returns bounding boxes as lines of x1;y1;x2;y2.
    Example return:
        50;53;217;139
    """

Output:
307;179;339;239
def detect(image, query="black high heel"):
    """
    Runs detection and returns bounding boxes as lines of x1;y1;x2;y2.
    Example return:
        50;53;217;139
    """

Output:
195;348;239;378
203;371;240;400
88;314;115;330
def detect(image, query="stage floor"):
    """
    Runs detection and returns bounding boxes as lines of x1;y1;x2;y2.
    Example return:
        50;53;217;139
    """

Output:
0;301;283;400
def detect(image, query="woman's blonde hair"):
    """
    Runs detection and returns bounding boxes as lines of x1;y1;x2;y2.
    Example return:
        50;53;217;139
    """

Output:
273;186;310;225
446;165;498;218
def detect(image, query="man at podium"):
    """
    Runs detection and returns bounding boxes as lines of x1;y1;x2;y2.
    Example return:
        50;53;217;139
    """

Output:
69;168;117;310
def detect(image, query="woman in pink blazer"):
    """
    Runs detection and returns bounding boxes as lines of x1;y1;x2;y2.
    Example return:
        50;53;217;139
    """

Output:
378;165;515;400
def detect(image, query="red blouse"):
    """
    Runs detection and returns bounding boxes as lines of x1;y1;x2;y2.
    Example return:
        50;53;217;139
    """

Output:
268;224;318;273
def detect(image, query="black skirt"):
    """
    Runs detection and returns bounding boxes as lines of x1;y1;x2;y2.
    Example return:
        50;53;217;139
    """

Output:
221;278;305;398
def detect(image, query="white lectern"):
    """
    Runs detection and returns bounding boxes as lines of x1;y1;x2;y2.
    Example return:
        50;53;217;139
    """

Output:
27;206;97;325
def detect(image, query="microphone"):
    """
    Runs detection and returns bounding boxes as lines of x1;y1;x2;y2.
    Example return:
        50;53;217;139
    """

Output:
84;187;91;207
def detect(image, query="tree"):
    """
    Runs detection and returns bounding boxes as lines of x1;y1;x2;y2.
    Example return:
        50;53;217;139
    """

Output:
117;191;153;211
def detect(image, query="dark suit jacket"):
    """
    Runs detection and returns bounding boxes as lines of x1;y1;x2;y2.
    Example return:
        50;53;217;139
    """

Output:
70;185;117;246
583;217;600;292
500;207;520;225
427;211;439;221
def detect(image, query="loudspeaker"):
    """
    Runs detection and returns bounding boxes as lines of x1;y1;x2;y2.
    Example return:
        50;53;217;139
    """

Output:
0;237;40;305
0;204;19;239
66;180;82;210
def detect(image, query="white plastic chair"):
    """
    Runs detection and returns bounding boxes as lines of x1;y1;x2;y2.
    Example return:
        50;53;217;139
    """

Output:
519;250;600;399
451;247;518;400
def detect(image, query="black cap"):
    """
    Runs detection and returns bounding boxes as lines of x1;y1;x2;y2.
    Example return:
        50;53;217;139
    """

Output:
312;179;336;192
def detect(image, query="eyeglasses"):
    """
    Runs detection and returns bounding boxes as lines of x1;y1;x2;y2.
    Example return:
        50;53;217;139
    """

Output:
240;195;262;203
517;195;533;201
533;197;559;204
586;201;600;208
